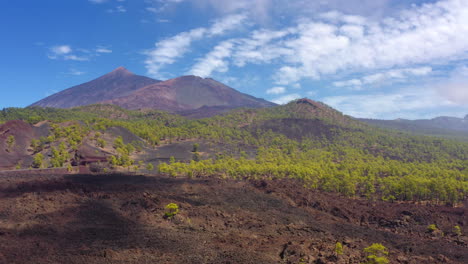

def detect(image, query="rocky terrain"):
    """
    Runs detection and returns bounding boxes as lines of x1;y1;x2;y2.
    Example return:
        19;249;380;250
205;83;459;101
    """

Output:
0;173;466;264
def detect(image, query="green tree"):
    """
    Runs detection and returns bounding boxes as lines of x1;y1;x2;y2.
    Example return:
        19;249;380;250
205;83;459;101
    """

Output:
335;242;344;255
113;136;124;149
30;139;42;153
97;138;106;148
192;143;199;152
363;243;389;264
33;153;44;168
146;163;154;171
192;152;200;162
6;135;15;152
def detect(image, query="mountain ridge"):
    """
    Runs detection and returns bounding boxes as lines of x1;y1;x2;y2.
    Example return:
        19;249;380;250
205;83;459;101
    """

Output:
31;67;161;108
30;67;276;113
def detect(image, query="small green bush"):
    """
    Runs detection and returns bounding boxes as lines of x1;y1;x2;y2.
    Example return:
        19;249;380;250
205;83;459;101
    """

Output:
453;225;462;236
427;224;438;232
164;203;179;218
335;242;344;255
146;163;154;171
363;243;389;264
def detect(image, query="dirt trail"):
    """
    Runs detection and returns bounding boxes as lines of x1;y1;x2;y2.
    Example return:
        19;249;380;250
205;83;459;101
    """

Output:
0;174;466;264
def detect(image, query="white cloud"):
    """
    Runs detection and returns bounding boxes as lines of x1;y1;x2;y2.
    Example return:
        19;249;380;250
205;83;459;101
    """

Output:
51;45;72;55
436;66;468;104
322;88;456;119
333;67;432;89
63;55;89;61
233;29;295;67
68;69;86;76
200;0;468;86
96;47;112;53
208;13;247;36
107;5;127;13
266;86;286;95
144;13;247;78
89;0;108;3
47;45;111;61
333;79;363;89
48;45;88;61
272;93;301;104
189;40;234;77
274;0;468;84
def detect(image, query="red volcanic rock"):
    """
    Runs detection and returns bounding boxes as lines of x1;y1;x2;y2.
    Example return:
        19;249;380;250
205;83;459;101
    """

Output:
0;120;37;169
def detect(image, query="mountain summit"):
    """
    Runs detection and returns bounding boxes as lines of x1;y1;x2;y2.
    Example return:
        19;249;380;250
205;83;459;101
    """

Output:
31;67;160;108
30;68;275;112
101;75;275;111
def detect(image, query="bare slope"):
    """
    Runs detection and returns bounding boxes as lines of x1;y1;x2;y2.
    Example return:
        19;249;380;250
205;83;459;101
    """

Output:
30;67;161;108
0;174;466;264
102;75;276;111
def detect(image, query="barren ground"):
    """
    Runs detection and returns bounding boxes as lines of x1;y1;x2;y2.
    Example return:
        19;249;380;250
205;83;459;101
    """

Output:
0;173;466;264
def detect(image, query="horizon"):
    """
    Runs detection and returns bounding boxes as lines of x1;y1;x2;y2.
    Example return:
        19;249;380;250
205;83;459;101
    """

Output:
1;0;468;119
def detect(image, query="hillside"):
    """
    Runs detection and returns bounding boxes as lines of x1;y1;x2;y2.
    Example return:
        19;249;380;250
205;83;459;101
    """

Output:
1;98;468;263
30;68;275;112
360;115;468;141
102;75;276;111
30;67;161;108
1;99;467;204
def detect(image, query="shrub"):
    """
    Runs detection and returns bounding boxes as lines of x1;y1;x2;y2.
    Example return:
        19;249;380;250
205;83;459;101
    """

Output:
6;135;15;151
335;242;344;255
164;203;179;219
363;243;389;264
453;225;462;236
427;224;438;232
192;143;199;152
146;163;154;171
33;153;44;168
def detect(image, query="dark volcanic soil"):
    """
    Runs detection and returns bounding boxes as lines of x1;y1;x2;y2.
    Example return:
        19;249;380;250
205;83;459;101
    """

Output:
0;174;466;264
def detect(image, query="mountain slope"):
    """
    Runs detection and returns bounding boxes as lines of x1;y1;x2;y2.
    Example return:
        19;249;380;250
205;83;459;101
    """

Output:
30;69;276;112
101;75;276;111
360;115;468;140
30;67;161;108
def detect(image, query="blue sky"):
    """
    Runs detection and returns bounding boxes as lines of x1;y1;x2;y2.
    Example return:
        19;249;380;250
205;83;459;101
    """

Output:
1;0;468;119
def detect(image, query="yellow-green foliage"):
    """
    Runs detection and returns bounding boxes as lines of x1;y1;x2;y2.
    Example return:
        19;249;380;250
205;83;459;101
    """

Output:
146;163;154;171
33;153;44;168
164;203;179;218
363;243;389;264
453;225;462;236
2;105;468;205
6;135;15;151
335;242;344;255
427;224;438;232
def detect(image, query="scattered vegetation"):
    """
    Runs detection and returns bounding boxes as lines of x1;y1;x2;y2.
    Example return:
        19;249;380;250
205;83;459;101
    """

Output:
427;224;438;233
1;103;467;205
164;203;179;219
6;135;15;152
363;243;389;264
32;153;44;169
146;163;154;171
